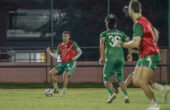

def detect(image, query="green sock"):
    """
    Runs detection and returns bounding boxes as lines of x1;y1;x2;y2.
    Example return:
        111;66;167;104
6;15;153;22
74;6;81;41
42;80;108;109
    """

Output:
122;89;128;96
107;87;114;96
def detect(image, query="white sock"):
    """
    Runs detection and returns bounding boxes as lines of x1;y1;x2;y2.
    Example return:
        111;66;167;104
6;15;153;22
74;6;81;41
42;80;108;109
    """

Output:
118;87;121;92
53;83;59;91
153;83;164;93
62;88;66;93
150;99;157;104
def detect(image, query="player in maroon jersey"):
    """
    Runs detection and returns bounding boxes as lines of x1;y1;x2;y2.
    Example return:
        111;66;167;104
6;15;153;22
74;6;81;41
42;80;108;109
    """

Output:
46;31;82;97
119;0;163;110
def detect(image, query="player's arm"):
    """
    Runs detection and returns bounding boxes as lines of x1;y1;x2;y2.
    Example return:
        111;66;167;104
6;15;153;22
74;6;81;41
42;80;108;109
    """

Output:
74;48;82;60
46;46;60;59
122;23;142;49
125;38;132;54
152;26;159;43
122;37;141;48
125;39;133;61
121;33;133;61
132;49;139;54
99;38;105;65
72;42;82;60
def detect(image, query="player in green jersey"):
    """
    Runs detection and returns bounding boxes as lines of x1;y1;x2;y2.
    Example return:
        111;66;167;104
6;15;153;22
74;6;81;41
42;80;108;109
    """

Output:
99;14;130;103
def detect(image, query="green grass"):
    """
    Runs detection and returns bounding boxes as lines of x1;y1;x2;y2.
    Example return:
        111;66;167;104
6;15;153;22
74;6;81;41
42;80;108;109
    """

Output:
0;88;169;110
0;83;106;89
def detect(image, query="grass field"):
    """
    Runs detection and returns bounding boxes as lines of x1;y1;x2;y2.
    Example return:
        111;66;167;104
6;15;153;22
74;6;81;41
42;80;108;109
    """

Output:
0;88;169;110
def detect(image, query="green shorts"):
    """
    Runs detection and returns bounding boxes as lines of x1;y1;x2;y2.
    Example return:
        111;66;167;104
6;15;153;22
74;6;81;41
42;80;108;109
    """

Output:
55;61;77;77
103;60;124;83
137;53;161;71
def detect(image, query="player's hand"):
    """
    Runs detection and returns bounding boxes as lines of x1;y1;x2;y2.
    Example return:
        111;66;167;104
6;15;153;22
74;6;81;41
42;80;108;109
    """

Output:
115;41;122;47
127;54;133;61
99;57;104;65
46;47;51;53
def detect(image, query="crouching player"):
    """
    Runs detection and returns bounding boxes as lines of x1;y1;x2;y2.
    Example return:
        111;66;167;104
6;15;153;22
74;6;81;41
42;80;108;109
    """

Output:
99;14;130;103
46;31;82;97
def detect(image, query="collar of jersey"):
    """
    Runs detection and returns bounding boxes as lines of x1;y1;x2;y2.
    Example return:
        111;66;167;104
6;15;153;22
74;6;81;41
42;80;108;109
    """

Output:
63;40;70;44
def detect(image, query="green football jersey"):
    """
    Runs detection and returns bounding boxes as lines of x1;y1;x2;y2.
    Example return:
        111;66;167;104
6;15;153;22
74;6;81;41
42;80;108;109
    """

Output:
100;29;129;62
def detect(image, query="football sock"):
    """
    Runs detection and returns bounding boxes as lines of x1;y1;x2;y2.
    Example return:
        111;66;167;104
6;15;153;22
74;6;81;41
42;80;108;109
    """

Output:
118;87;121;92
107;87;114;96
153;83;164;93
151;98;157;104
62;88;66;93
122;89;128;96
53;83;59;91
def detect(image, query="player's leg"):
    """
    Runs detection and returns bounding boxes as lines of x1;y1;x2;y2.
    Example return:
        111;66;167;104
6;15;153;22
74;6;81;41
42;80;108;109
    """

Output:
115;72;133;94
133;66;155;100
49;68;59;93
140;67;160;110
49;63;65;93
125;74;133;87
103;62;116;103
119;81;129;103
139;67;155;99
149;81;170;103
60;71;69;97
104;81;116;103
60;61;77;97
115;62;129;103
133;54;162;110
133;66;159;110
124;66;137;87
63;71;69;88
132;66;143;87
116;73;129;103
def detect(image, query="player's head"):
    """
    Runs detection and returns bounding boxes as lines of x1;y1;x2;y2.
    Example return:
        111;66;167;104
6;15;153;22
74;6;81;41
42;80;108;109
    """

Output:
105;14;118;30
128;0;142;18
62;31;70;42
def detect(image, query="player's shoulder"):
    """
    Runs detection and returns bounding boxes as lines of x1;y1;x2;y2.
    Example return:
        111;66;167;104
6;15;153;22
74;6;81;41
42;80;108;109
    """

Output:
100;30;114;37
71;40;77;44
100;30;108;36
114;29;126;36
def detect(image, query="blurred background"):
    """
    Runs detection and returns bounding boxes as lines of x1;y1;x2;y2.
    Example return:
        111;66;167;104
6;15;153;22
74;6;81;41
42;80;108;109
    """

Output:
0;0;169;84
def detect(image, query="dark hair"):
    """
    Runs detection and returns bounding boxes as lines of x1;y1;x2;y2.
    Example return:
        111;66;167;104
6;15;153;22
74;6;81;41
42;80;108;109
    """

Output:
63;31;70;35
130;0;141;13
105;14;118;29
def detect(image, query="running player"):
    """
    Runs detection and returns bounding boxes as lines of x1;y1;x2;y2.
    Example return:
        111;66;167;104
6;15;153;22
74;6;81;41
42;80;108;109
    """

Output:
115;50;170;103
99;14;130;103
122;0;162;110
46;31;82;97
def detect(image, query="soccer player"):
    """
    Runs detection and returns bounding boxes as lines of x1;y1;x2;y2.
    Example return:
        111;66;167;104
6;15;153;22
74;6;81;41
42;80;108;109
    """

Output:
99;14;130;103
121;0;164;109
46;31;82;97
115;50;170;103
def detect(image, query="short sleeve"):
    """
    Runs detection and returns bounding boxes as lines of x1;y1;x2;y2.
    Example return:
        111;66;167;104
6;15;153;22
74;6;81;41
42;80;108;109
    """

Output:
100;32;106;39
133;23;143;39
122;32;129;42
73;41;79;50
56;45;60;55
